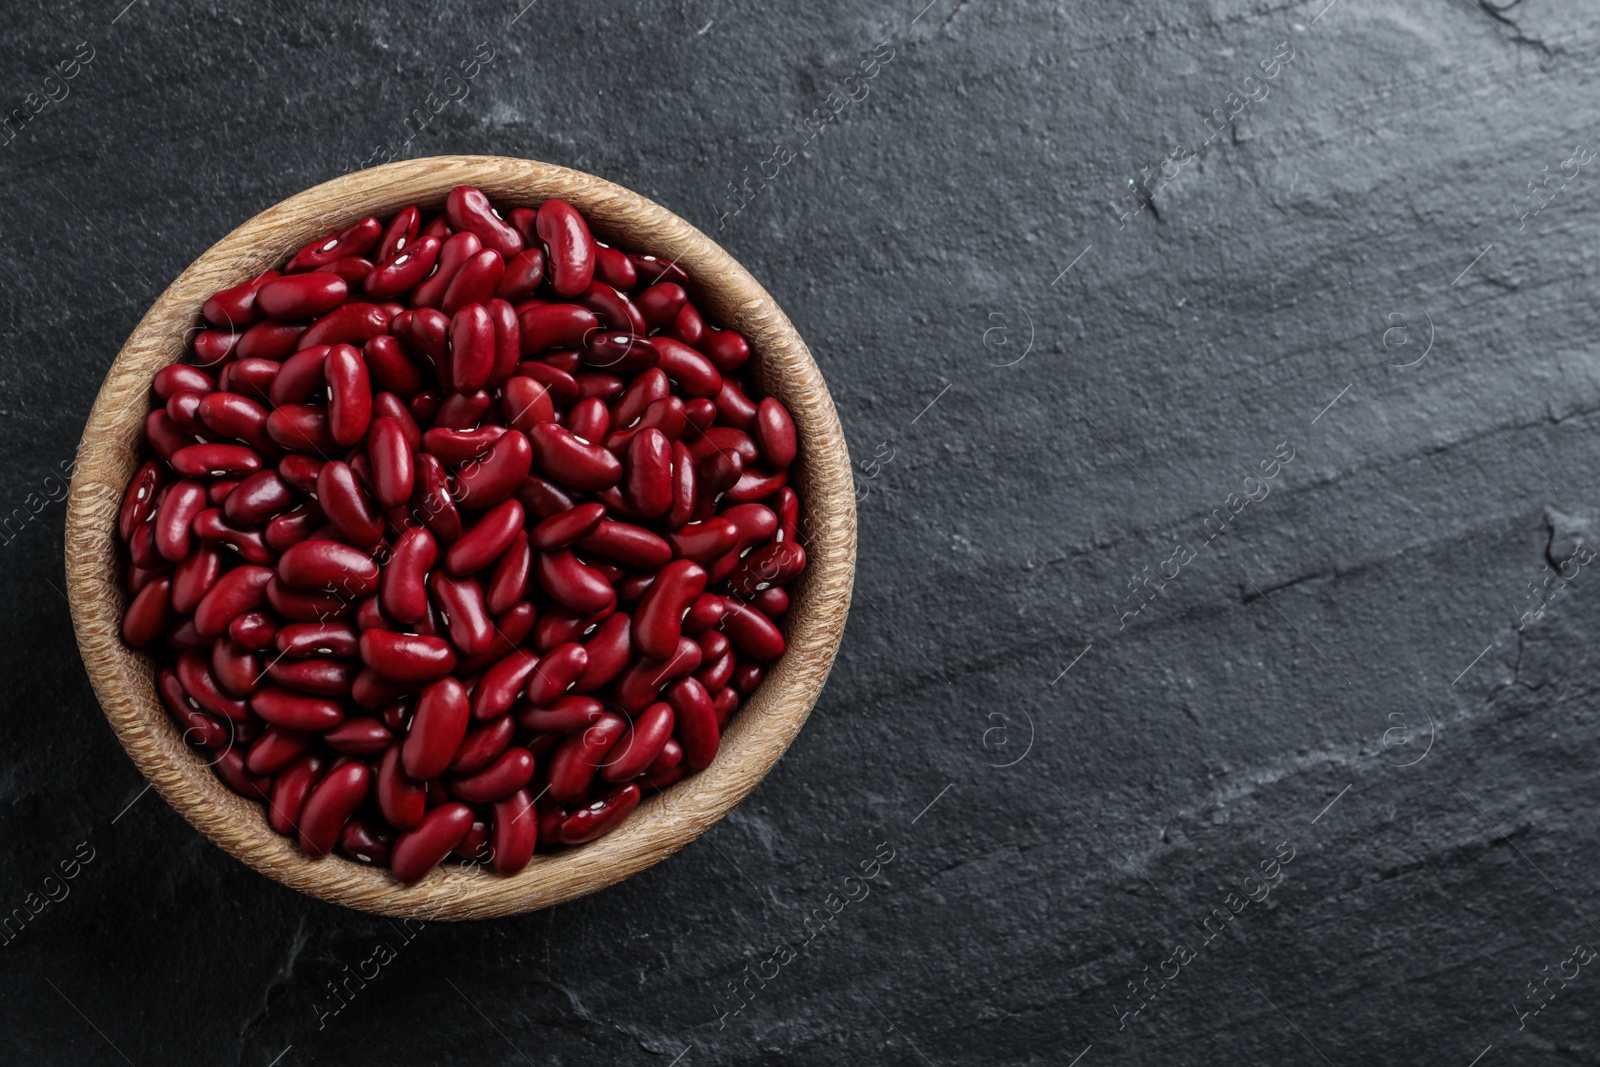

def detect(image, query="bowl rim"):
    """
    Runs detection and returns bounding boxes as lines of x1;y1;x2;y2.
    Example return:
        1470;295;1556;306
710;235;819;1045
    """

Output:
64;154;857;919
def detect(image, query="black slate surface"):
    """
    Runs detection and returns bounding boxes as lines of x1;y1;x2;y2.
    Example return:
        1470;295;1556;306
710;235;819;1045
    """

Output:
4;1;1600;1063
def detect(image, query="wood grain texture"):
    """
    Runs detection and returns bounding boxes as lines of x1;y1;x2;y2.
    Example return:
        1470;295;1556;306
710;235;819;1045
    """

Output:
63;155;856;920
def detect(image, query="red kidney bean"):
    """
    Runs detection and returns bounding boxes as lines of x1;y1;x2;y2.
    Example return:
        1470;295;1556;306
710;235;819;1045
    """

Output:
497;247;545;303
377;206;421;263
278;539;379;597
249;684;342;731
636;282;687;330
229;611;278;651
577;280;645;336
264;404;336;454
221;470;289;528
616;637;702;713
423;425;501;468
360;630;457;684
359;415;412;510
411;453;462;542
668;676;720;769
522;641;586;707
434;388;492;432
192;329;243;366
445;497;524;575
667;302;705;348
454;429;532;509
192;563;273;637
535;198;596;298
212;636;261;697
527;422;622;491
153;479;206;563
266;575;354;620
664;441;697;530
237;318;306;361
267;752;325;835
372;391;423;447
719;599;786;660
320;345;370;446
546;712;625;801
583;332;657;375
698;327;751;373
666;518;739;566
203;269;279;329
421;214;452;239
220;358;279;404
154;364;215;400
263;502;322;553
635;559;708;660
481;531;530;614
170;544;222;614
714;378;760;431
593;243;637;290
377;742;427;830
166;390;206;435
316;461;383;547
390;802;474;883
257;272;348;319
467;648;536;722
376;526;432;624
516;360;581;407
696;649;735;691
728;541;807;598
601;701;674;782
277;620;359;659
158;668;231;749
653;337;723;399
502;376;554;435
534;548;615;614
401;676;470;781
725;465;788;503
246;726;312;775
558;782;641;844
267;655;355;696
621;428;673;518
451;746;534;803
565;396;608;445
696;628;731;662
122;577;173;647
429;571;494;656
354;669;416;709
118;461;165;543
340;816;394;866
713;684;741;725
527;503;603;551
441;248;507;317
322;717;393;757
451;713;516;774
144;410;191;463
297;761;371;858
297;302;391;350
490;789;537;874
287;217;382;272
518;302;598;354
192;509;274;564
365;335;428;400
412;230;482;309
446;185;523;259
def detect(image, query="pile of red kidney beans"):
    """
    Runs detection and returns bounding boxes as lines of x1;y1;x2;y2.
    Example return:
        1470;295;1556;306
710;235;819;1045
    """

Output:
116;186;806;883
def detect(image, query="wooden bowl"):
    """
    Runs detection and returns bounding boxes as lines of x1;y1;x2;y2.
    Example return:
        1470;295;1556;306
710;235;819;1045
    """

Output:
64;156;856;919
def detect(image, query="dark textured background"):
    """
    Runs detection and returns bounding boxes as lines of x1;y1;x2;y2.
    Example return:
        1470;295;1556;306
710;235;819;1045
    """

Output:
4;0;1600;1063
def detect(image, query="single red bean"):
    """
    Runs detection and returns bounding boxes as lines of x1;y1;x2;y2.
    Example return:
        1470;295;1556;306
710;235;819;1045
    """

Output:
666;518;739;566
669;676;720;769
323;344;372;446
754;397;798;468
452;713;516;775
365;335;429;400
442;302;492;393
266;575;354;621
502;376;555;435
519;695;603;735
535;548;615;614
401;676;470;781
323;717;394;756
212;636;261;697
360;630;458;684
615;637;702;713
720;599;787;660
257;272;348;319
485;532;531;614
264;501;323;553
601;701;675;782
118;461;164;543
578;280;646;336
697;650;736;691
516;360;581;406
192;329;243;366
445;497;524;575
122;576;172;647
714;378;760;430
558;782;641;844
377;742;427;830
153;364;215;400
297;302;391;350
667;302;705;347
442;248;507;317
276;621;360;658
222;470;291;528
524;641;588;706
193;564;273;637
412;453;463;542
451;746;534;803
536;198;596;298
653;337;723;399
446;185;523;258
518;302;599;354
723;503;779;552
527;422;622;491
546;712;626;801
203;269;279;329
714;683;742;724
170;543;223;614
429;571;494;657
237;318;306;361
252;685;344;731
454;429;533;510
340;816;394;867
378;525;433;624
497;247;546;303
583;332;658;375
154;479;205;563
530;502;605;551
144;410;191;463
246;726;313;775
390;802;474;883
298;761;372;858
367;416;415;510
317;461;383;547
266;656;355;696
267;752;325;835
192;509;274;564
637;283;687;330
287;217;381;272
666;441;697;530
699;327;751;373
728;541;807;598
491;789;538;874
573;612;632;693
623;428;673;518
365;233;442;300
376;206;421;262
278;538;380;596
469;648;538;721
635;559;708;660
266;404;338;453
229;611;278;651
593;243;637;290
726;465;789;504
